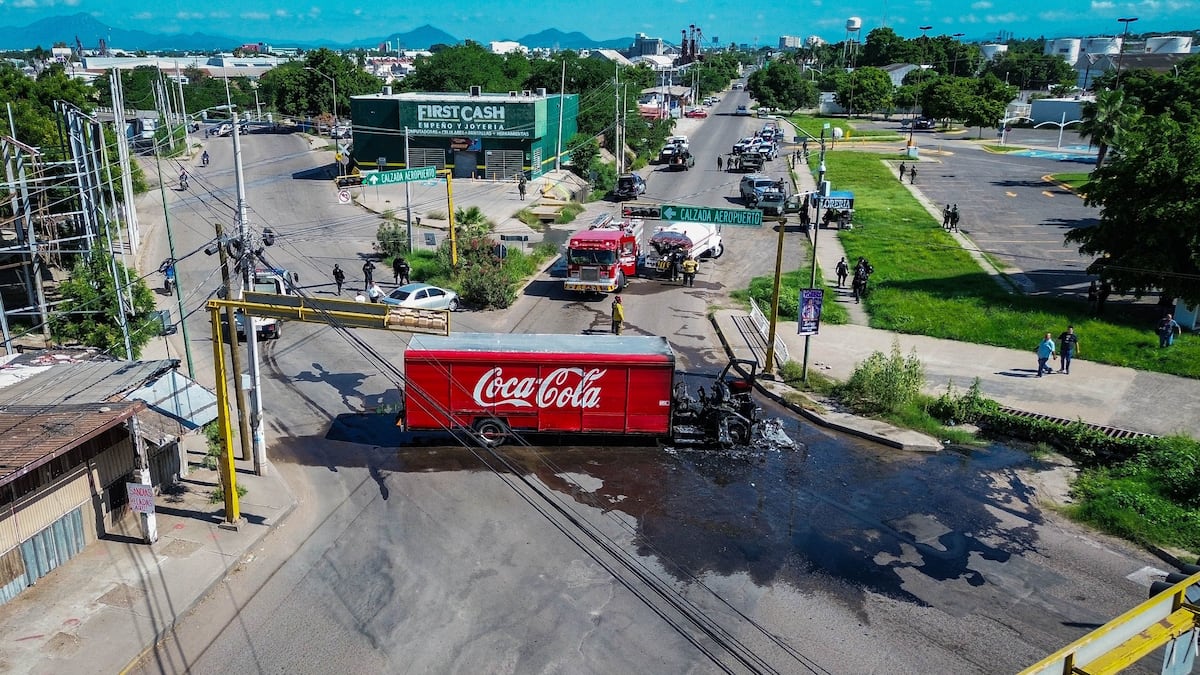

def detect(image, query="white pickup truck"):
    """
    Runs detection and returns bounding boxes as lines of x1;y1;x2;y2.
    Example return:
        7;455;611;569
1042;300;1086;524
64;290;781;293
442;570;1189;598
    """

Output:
644;222;724;277
234;267;299;340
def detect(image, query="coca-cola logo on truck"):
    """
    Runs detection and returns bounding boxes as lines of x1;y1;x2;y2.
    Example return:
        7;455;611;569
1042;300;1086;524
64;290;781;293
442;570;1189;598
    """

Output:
472;367;606;409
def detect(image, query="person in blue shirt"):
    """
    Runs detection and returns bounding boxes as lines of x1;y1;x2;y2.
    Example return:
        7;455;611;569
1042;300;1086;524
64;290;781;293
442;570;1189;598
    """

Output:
1036;332;1056;377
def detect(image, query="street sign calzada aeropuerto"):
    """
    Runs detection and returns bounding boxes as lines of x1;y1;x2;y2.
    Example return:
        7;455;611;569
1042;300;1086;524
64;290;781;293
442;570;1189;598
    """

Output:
363;166;438;186
660;204;763;227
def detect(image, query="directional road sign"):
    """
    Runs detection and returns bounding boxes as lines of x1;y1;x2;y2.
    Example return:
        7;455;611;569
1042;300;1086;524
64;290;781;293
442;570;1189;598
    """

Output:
363;166;438;187
660;203;763;227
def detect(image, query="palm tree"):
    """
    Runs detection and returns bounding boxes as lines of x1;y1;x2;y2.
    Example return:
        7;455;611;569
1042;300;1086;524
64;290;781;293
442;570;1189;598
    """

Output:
453;205;493;237
1078;89;1138;170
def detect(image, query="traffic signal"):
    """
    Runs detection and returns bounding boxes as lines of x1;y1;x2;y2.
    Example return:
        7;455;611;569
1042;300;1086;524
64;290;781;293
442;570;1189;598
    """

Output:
335;175;363;189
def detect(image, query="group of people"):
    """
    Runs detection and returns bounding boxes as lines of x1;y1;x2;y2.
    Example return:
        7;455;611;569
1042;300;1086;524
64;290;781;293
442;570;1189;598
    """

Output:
1086;280;1113;315
834;256;874;303
941;204;960;232
659;247;700;286
898;162;917;184
330;256;411;302
1035;327;1081;377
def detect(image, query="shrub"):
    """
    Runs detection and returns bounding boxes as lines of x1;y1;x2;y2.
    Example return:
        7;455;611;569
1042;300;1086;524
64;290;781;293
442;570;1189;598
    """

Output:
375;218;409;258
837;341;925;414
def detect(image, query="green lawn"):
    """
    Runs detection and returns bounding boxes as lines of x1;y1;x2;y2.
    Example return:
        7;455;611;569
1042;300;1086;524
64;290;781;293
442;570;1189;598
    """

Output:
780;114;903;143
801;151;1200;378
1050;172;1091;192
733;262;849;326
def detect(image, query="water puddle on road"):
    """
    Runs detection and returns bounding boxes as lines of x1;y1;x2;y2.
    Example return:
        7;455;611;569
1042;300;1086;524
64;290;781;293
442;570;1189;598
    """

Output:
280;410;1039;611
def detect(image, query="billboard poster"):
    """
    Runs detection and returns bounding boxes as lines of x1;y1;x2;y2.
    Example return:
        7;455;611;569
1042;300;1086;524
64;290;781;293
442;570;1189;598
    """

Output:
798;288;823;336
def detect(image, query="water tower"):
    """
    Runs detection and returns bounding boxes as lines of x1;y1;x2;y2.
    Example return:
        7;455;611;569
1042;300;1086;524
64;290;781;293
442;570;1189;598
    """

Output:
844;16;863;62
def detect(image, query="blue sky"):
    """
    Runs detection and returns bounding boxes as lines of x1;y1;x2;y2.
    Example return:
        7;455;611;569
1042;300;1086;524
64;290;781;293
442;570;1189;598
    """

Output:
3;0;1198;45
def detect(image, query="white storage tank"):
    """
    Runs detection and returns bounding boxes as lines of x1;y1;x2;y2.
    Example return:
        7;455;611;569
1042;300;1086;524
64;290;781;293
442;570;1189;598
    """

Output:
1081;36;1122;55
1145;36;1192;54
1045;38;1081;63
846;17;862;32
980;43;1008;61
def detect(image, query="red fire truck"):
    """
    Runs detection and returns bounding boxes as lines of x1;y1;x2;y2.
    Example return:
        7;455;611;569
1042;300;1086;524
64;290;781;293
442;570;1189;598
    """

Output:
398;333;761;448
563;215;643;294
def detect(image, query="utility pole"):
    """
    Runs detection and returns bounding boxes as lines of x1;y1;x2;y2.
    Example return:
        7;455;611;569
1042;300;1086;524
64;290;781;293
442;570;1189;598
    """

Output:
216;221;253;463
404;127;413;251
614;65;622;174
127;416;158;543
231;113;267;475
446;171;458;267
556;58;566;171
153;142;197;377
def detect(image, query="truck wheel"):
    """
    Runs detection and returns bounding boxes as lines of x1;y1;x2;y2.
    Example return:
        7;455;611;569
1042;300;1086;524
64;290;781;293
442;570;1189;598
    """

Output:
712;243;724;259
474;418;508;447
727;419;751;446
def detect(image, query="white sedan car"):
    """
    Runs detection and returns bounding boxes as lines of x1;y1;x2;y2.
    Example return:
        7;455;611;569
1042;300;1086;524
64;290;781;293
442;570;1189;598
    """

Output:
382;283;461;311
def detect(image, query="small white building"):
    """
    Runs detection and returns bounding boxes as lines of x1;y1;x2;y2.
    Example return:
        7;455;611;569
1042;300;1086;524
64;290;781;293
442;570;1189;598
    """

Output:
489;41;528;55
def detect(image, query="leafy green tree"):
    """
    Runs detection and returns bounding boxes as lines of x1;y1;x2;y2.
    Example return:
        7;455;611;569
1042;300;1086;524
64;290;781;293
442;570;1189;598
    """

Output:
747;62;818;112
1066;115;1200;305
834;67;893;116
51;251;157;358
567;133;599;179
402;43;517;93
1078;89;1139;169
860;27;922;67
984;52;1075;90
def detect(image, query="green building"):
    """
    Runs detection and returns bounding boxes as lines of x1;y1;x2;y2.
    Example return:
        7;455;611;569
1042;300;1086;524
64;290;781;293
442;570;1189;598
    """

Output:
350;88;579;180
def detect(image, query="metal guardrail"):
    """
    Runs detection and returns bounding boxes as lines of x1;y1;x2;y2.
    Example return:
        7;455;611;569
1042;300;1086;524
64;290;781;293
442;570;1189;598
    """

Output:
748;298;790;367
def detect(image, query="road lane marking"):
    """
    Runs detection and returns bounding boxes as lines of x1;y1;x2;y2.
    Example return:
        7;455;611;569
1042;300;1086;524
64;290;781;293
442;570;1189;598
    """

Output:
1006;191;1018;197
1042;190;1055;197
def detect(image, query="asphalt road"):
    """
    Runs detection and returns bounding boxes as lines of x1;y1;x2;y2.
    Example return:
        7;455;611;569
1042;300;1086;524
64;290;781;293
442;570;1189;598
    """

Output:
131;109;1162;674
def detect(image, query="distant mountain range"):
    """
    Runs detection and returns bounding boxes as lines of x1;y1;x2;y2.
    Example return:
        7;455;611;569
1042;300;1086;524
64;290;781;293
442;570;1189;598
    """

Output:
0;13;634;52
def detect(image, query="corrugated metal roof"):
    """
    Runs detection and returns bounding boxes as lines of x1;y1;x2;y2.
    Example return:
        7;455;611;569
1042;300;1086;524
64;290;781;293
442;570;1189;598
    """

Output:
0;360;176;408
127;369;217;432
0;402;143;488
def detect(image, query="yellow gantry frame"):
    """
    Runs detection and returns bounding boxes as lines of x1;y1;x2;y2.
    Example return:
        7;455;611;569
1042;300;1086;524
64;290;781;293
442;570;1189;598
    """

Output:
1022;571;1200;674
204;295;451;523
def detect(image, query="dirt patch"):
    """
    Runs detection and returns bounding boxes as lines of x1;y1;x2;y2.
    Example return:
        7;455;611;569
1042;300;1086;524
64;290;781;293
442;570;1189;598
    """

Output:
1016;452;1078;507
97;582;143;609
42;631;80;657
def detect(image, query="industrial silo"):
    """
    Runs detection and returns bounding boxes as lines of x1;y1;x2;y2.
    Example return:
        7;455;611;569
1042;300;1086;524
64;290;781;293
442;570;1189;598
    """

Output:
1081;36;1122;55
1045;38;1081;63
980;43;1009;61
1145;36;1193;53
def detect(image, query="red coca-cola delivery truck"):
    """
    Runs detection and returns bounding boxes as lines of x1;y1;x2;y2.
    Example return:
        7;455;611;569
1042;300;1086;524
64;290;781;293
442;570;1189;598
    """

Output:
398;333;760;448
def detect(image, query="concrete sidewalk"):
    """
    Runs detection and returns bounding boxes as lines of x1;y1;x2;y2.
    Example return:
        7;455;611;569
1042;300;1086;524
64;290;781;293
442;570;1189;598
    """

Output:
715;310;1200;440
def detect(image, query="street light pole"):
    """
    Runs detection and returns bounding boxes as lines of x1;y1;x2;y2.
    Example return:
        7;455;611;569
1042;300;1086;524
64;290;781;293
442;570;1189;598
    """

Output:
951;33;965;77
908;25;933;150
305;66;338;135
1115;17;1139;88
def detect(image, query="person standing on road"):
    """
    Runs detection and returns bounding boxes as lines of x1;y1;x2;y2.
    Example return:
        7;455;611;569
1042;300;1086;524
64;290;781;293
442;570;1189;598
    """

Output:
681;255;699;287
1058;326;1079;374
1158;313;1182;347
332;264;345;295
393;257;410;285
835;257;849;288
611;295;625;335
517;173;527;201
362;259;376;288
909;167;917;184
717;155;723;171
1036;332;1057;377
950;205;960;232
898;162;907;181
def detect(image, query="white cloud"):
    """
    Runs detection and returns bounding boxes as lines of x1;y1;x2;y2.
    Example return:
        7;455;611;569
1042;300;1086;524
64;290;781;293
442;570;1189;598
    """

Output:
811;0;823;6
984;12;1025;23
972;0;993;7
914;0;932;6
957;13;982;23
209;11;229;19
13;0;37;7
241;11;269;20
176;11;204;20
274;8;290;18
1038;10;1074;20
132;11;152;20
1090;0;1115;8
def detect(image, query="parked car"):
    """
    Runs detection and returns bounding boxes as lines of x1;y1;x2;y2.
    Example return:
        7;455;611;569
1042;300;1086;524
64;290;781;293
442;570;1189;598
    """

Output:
703;96;720;105
735;105;750;116
740;174;780;203
614;173;647;200
382;283;461;311
684;108;708;118
210;122;232;137
757;108;775;118
754;141;778;160
913;117;936;130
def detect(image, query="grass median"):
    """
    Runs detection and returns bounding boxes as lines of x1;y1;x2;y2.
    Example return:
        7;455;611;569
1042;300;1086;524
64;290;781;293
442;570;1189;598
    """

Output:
812;151;1199;378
